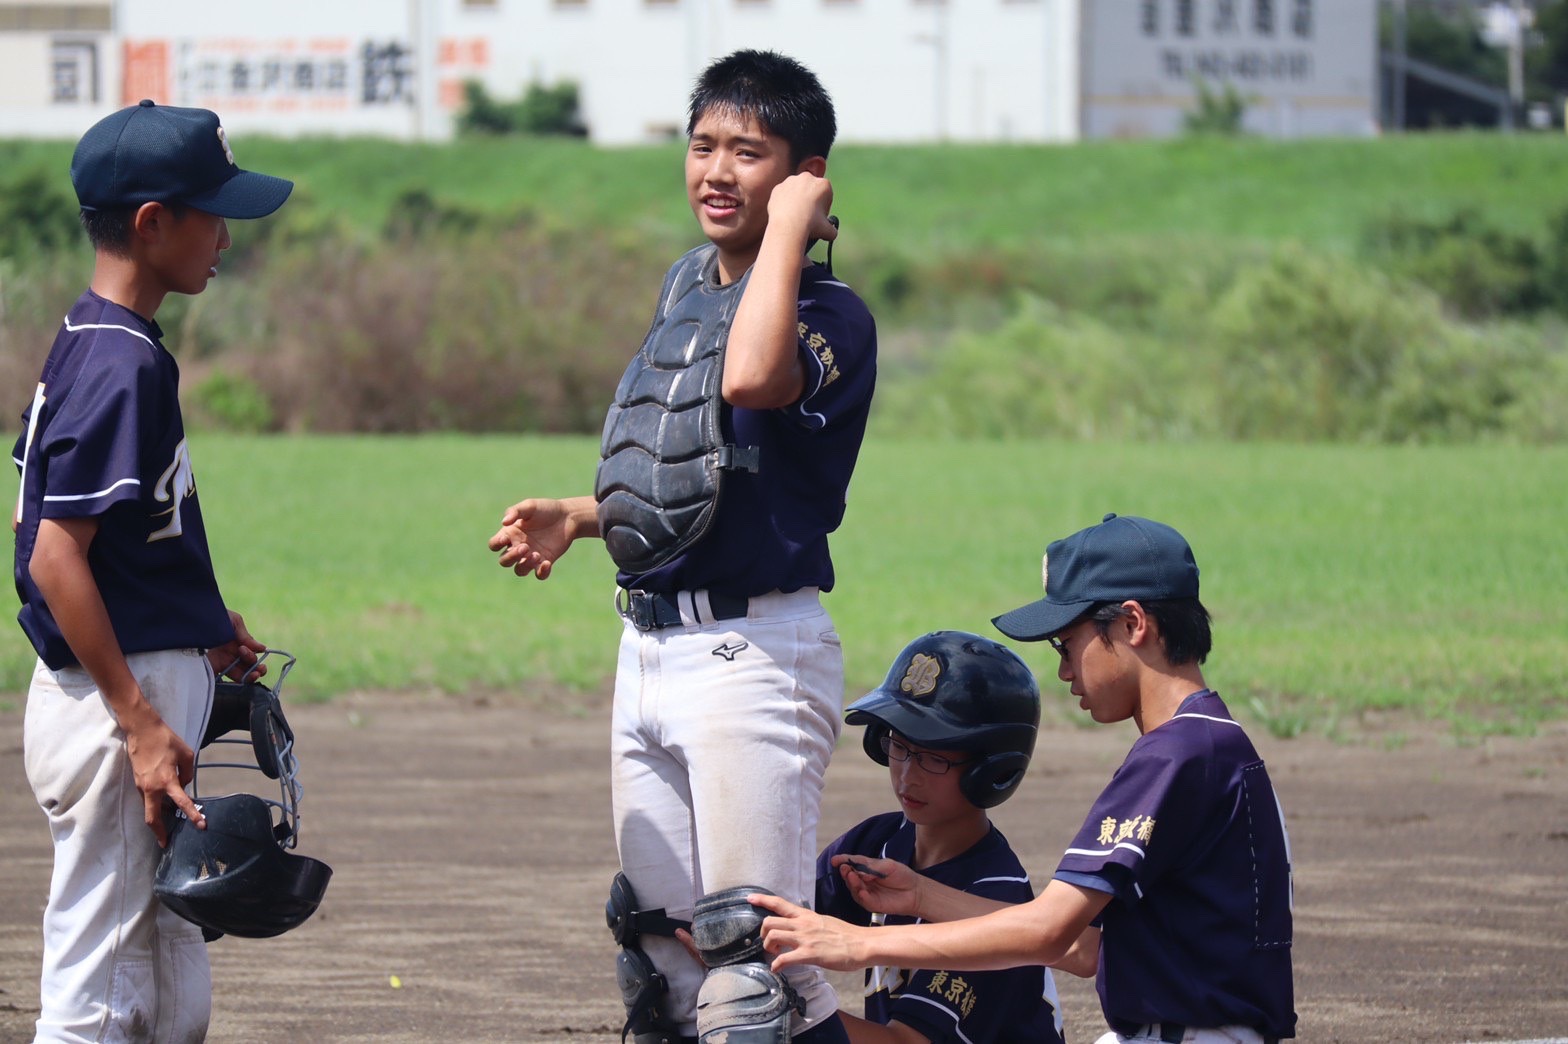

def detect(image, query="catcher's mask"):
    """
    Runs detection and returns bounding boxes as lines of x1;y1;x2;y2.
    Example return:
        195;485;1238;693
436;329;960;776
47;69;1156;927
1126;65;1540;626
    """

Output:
847;631;1040;809
154;651;332;939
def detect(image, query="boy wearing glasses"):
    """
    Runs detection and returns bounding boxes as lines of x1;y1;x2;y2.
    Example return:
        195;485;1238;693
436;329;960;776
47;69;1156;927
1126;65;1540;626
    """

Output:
814;631;1069;1044
755;515;1296;1044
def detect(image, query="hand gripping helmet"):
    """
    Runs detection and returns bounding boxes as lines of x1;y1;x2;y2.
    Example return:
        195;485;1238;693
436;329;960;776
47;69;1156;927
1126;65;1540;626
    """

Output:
154;651;332;940
846;631;1040;809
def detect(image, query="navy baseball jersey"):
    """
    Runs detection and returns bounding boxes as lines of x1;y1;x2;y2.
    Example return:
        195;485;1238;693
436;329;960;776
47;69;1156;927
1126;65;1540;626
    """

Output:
625;261;876;598
13;290;234;670
818;812;1066;1044
1054;690;1296;1039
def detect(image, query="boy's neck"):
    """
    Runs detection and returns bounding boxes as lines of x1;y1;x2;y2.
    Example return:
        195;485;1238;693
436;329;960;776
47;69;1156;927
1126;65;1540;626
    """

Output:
89;252;166;323
911;810;990;871
713;245;809;287
1132;664;1209;734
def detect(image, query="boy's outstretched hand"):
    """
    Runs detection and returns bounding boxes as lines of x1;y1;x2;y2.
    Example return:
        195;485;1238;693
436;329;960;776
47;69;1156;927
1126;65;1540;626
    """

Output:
489;497;577;579
832;854;923;917
749;891;867;973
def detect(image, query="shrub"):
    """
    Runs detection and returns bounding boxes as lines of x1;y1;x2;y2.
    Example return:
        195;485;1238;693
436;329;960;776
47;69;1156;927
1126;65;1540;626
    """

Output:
1183;79;1248;137
871;294;1198;441
0;169;81;261
250;221;660;433
456;80;588;138
1363;208;1549;319
189;370;277;433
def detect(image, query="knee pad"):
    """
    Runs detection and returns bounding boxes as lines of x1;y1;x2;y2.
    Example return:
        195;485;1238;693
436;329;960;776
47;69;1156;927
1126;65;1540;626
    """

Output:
606;872;690;1044
696;963;798;1044
690;885;771;967
691;886;804;1044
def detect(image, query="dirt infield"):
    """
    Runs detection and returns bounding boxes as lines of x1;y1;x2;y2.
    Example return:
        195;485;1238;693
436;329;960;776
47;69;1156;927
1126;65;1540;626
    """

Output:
2;688;1565;1043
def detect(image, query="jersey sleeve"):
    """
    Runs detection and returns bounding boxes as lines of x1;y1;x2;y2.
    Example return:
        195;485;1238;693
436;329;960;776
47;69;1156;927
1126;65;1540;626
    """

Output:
788;273;876;433
814;819;887;926
34;349;160;519
1055;732;1215;904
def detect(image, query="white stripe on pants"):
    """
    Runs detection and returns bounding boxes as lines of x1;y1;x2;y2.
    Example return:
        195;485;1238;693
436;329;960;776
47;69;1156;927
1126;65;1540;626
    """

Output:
1096;1026;1273;1044
24;650;215;1044
611;588;843;1037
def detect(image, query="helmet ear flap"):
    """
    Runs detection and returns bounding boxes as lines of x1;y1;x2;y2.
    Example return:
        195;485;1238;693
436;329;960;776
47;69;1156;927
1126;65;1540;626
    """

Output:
861;723;891;766
960;751;1032;809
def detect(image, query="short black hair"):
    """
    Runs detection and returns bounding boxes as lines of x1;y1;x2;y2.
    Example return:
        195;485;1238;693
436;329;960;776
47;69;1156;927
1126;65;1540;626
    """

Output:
1089;599;1213;666
79;207;135;255
686;49;837;165
79;201;190;257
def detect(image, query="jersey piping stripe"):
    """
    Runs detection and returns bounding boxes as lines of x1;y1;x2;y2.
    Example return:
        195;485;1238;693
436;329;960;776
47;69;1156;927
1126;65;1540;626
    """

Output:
43;477;141;503
1064;840;1148;859
1172;712;1245;728
894;994;975;1044
972;874;1030;886
15;383;45;525
794;345;830;428
63;317;157;347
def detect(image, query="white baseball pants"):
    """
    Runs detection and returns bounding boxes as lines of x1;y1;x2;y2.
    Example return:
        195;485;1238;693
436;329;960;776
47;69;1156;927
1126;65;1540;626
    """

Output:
24;649;214;1044
610;588;843;1038
1097;1026;1275;1044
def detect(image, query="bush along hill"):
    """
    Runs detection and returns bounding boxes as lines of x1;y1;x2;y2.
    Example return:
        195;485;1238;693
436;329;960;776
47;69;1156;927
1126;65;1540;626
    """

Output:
0;133;1564;442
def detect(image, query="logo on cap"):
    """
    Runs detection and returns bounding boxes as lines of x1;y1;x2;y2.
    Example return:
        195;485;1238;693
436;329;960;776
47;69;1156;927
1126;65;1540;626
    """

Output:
215;125;236;166
900;654;941;698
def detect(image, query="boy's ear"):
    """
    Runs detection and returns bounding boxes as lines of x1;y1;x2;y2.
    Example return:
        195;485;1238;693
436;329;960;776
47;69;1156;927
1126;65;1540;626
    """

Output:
796;155;827;178
131;200;187;244
131;201;167;243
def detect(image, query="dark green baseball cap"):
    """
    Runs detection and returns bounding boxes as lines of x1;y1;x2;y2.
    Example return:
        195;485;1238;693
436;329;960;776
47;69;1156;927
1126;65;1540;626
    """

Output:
992;513;1200;642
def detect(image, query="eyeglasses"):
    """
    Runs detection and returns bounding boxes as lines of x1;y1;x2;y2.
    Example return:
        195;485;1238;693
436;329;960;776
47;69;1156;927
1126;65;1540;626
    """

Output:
1047;634;1070;658
880;734;972;775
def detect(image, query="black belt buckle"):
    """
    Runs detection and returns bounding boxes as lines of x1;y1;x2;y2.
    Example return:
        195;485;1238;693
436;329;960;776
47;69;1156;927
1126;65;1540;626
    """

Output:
621;589;665;631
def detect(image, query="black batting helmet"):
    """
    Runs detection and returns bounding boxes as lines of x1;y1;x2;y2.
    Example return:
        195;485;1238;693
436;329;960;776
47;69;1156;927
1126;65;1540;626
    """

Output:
155;651;332;939
846;631;1040;809
155;793;332;939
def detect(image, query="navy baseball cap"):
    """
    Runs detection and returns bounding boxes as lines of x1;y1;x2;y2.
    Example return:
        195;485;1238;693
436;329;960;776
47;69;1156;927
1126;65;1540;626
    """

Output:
71;100;293;219
992;513;1200;641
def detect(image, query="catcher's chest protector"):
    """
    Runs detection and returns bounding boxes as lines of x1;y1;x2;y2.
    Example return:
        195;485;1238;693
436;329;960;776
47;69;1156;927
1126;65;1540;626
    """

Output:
595;244;759;577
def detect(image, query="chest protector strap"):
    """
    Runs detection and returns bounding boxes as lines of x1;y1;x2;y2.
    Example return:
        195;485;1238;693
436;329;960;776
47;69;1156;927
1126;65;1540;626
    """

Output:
595;244;759;577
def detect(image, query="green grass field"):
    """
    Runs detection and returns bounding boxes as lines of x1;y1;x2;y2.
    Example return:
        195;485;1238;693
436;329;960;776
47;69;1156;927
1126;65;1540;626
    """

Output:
3;435;1562;738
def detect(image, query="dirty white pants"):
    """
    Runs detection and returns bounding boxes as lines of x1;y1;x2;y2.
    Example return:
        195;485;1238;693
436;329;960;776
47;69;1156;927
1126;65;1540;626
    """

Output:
610;588;843;1038
24;650;214;1044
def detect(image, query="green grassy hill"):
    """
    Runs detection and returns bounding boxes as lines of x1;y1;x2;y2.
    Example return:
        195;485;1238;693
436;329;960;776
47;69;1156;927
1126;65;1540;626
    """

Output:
4;131;1561;252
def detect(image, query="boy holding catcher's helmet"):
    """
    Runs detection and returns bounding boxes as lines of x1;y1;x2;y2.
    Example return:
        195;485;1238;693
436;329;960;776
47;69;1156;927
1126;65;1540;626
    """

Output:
816;631;1069;1044
754;515;1297;1044
11;100;287;1041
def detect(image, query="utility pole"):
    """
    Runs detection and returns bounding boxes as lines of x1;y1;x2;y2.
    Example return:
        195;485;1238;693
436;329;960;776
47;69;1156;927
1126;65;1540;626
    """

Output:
1507;0;1526;120
1392;0;1407;132
912;1;951;141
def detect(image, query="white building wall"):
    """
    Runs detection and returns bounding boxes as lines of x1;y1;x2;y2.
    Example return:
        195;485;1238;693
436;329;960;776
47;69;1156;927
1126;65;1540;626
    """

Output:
0;0;1078;144
0;0;1372;144
0;26;118;136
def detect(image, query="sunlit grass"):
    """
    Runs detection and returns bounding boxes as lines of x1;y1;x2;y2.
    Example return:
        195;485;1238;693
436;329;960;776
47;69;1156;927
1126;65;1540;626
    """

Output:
4;435;1562;737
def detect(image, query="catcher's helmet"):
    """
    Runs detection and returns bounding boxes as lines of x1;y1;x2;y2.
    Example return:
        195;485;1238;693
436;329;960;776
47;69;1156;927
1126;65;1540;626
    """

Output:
155;651;332;939
847;631;1040;809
